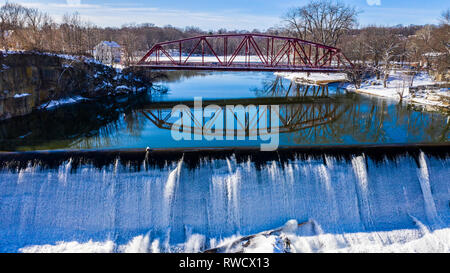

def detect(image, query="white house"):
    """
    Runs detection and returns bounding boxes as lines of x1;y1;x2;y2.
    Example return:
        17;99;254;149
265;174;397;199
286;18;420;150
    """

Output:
93;41;122;65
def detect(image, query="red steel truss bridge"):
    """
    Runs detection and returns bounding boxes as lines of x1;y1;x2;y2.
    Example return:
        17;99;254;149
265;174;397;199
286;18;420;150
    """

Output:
136;34;353;73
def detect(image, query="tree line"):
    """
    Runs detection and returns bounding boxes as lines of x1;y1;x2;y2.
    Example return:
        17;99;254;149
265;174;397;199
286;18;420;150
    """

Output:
0;2;259;65
283;0;449;87
0;0;448;79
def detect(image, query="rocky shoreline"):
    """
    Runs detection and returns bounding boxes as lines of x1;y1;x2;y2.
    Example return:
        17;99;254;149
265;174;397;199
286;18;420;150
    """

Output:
0;51;157;120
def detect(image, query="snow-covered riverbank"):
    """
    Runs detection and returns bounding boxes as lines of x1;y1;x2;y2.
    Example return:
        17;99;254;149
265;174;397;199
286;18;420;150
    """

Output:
275;72;347;85
278;70;449;111
344;71;449;110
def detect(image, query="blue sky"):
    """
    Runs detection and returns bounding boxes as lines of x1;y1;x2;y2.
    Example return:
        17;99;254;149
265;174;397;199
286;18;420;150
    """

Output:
4;0;448;30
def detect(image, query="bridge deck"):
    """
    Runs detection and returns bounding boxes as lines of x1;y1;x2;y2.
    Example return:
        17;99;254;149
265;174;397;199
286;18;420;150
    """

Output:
134;63;349;73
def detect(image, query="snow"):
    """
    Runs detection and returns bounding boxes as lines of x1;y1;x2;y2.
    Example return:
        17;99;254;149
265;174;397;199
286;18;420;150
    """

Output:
275;72;348;85
39;96;87;109
113;64;125;71
98;41;121;48
423;52;444;57
1;50;103;66
277;68;449;110
13;93;31;98
345;70;449;109
115;85;131;91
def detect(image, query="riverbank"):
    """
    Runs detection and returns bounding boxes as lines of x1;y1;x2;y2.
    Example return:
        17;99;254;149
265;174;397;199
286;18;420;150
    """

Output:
0;51;156;120
278;70;450;112
344;70;450;111
275;72;347;85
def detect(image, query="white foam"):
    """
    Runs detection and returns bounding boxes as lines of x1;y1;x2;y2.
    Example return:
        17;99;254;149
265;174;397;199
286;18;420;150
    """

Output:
20;240;115;253
184;234;206;253
118;233;151;253
18;221;450;253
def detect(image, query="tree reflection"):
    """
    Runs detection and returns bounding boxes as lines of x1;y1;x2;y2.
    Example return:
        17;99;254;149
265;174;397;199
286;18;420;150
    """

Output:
253;76;331;98
0;74;448;151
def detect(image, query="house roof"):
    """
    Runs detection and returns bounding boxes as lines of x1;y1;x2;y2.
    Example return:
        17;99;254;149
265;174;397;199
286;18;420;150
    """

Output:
98;41;121;48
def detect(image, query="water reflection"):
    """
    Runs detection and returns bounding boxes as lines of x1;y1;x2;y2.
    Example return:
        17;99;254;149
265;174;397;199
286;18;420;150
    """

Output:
140;102;349;137
0;71;448;151
253;76;333;98
0;93;152;151
155;70;212;83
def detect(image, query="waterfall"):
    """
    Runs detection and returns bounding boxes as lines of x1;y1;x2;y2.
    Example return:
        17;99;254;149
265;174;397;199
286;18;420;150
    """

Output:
352;155;369;194
163;157;184;227
351;154;373;229
224;157;241;232
317;164;332;192
417;152;441;228
57;158;72;185
0;151;449;253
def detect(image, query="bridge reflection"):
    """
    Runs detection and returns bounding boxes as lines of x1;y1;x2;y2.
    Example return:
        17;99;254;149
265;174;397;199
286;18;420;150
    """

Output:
139;101;350;138
138;76;344;138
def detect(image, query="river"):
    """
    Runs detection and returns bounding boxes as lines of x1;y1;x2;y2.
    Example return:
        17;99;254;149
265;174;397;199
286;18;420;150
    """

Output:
0;71;448;151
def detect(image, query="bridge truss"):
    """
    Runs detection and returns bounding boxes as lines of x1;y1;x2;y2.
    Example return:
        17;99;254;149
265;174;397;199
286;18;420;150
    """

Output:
136;34;353;72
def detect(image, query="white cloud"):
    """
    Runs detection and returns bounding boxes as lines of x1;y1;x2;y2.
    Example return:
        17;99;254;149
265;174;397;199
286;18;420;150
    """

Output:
66;0;81;6
367;0;381;6
8;1;279;30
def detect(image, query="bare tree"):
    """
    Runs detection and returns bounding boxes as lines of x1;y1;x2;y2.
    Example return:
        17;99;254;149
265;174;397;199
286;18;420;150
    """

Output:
441;9;450;25
21;8;53;50
60;12;85;54
283;0;359;46
0;2;26;51
362;27;403;86
84;21;98;56
120;24;141;66
380;39;402;87
396;73;410;102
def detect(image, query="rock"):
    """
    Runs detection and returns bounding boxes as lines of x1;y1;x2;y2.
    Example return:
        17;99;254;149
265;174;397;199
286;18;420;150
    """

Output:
427;95;441;102
0;52;153;121
0;95;34;120
282;220;299;233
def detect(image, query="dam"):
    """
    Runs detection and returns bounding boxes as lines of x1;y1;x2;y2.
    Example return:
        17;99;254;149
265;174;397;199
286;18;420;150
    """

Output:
0;145;448;253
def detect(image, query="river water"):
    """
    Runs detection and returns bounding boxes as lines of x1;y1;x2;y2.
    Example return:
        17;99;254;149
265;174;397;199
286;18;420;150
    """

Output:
0;71;448;151
0;71;449;253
